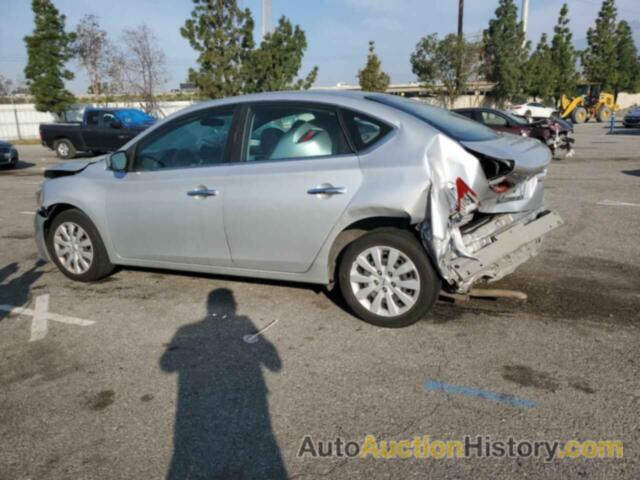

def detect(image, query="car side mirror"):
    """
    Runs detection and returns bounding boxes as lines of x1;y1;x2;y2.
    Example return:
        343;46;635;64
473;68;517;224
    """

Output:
107;151;128;172
110;119;123;129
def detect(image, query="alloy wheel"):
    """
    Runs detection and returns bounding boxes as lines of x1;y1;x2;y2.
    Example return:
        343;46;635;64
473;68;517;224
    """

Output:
57;142;69;157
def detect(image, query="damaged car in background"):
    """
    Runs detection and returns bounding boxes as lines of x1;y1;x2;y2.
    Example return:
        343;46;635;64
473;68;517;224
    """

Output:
454;107;575;159
34;91;563;328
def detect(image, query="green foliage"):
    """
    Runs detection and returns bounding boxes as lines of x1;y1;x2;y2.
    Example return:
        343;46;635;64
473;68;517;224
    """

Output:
23;0;76;115
181;0;316;98
181;0;254;99
582;0;619;90
524;34;555;101
411;34;480;107
550;3;579;101
244;17;318;93
481;0;529;104
614;21;640;94
358;41;390;92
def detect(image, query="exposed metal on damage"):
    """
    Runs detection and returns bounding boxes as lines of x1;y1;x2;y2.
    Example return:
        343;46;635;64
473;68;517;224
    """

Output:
418;133;564;293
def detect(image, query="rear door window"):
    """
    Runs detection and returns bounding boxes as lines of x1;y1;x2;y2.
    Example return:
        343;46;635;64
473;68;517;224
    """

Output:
244;103;352;162
480;111;508;127
341;109;391;151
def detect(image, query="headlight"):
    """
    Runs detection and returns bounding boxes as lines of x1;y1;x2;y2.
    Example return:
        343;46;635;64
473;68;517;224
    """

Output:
520;129;529;137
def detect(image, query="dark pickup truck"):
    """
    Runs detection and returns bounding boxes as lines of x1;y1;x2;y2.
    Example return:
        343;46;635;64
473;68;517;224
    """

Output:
40;108;156;159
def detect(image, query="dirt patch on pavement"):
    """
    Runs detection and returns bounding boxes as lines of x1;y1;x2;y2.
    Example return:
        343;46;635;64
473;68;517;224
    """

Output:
502;365;560;392
84;390;115;411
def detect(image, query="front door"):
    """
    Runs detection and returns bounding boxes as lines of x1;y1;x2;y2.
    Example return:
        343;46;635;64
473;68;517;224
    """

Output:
223;102;362;273
105;107;236;266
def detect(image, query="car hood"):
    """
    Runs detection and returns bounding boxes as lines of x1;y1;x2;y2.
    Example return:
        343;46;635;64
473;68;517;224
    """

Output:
461;133;551;183
625;108;640;118
0;140;12;148
44;158;103;179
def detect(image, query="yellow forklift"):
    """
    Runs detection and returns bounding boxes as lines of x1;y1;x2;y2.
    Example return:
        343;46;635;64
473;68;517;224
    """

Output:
560;84;619;123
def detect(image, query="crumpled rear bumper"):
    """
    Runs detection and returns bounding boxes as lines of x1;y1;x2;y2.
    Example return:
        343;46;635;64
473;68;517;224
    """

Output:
448;209;564;292
34;209;50;262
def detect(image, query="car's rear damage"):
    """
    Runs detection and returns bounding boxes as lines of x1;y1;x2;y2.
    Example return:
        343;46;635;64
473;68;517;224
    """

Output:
418;133;564;294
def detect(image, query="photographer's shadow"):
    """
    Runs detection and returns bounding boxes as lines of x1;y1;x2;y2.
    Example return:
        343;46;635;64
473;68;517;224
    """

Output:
161;288;286;479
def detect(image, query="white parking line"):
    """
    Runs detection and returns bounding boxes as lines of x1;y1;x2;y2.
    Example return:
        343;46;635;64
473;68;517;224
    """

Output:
597;200;640;207
20;211;35;215
30;294;49;341
0;294;95;342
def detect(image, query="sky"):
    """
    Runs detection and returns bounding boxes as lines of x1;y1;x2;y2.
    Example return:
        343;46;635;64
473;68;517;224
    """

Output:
1;0;639;94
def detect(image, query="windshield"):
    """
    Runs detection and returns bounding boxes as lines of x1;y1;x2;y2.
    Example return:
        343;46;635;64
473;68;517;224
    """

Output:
367;94;498;142
115;109;155;126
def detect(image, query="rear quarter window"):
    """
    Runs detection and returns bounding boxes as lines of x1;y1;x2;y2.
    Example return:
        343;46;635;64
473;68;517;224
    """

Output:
341;109;392;151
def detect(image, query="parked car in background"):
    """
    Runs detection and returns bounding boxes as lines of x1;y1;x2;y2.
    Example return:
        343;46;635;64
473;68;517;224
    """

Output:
454;107;574;158
35;91;562;327
623;107;640;128
0;140;19;169
508;102;556;120
40;108;156;159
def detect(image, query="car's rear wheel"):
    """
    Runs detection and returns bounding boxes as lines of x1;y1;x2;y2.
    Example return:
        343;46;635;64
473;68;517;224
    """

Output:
47;209;115;282
338;229;441;328
54;138;76;159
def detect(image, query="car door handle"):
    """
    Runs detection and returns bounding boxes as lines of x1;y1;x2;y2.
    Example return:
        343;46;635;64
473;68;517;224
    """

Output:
307;185;346;196
187;186;218;198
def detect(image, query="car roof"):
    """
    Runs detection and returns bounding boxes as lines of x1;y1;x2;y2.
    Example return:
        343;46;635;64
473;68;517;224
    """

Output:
166;90;411;126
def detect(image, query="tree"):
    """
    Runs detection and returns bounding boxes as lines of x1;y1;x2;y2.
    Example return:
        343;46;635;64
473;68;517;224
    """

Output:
244;17;318;93
411;34;480;107
73;15;113;97
550;3;578;102
181;0;255;99
582;0;619;91
121;25;167;114
181;0;316;98
524;34;555;101
23;0;76;115
613;21;640;95
358;41;390;92
481;0;529;104
0;75;12;97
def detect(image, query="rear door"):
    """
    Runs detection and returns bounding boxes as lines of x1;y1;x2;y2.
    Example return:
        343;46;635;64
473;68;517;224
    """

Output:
222;102;362;273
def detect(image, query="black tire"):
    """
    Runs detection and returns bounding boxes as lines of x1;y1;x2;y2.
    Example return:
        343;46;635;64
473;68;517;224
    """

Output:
571;107;587;124
47;209;115;282
338;229;441;328
54;138;76;159
596;106;611;123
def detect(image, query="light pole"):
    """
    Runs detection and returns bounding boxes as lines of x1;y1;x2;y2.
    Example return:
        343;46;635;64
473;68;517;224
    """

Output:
522;0;530;39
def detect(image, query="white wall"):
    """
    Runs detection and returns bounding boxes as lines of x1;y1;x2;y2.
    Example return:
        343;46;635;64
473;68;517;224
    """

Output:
0;100;196;141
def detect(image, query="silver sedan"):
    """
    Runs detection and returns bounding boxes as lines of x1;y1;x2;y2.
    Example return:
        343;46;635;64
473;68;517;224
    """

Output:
34;91;562;327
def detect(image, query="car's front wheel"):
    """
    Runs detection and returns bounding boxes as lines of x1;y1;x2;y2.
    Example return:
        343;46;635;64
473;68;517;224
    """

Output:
338;229;441;328
47;209;115;282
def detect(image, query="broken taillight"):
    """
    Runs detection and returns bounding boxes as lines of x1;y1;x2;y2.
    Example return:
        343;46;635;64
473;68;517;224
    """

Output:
489;180;512;194
455;177;479;213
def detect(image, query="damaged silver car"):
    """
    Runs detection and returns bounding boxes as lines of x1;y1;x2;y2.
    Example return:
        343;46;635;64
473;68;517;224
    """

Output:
34;91;563;327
